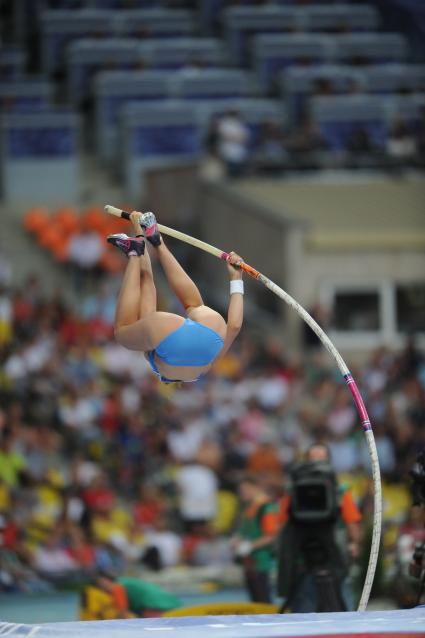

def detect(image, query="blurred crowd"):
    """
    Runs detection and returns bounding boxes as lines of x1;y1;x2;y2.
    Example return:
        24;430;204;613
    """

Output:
203;105;425;179
0;264;424;604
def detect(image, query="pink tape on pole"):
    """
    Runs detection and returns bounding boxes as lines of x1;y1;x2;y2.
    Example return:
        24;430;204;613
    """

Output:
345;374;372;431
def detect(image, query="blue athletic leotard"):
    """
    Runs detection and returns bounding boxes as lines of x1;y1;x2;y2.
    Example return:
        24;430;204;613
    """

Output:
147;318;224;383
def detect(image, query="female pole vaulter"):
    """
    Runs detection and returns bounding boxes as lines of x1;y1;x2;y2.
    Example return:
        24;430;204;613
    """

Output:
107;211;244;384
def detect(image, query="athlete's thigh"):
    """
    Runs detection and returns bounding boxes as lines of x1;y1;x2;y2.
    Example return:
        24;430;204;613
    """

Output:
115;311;184;352
187;305;226;339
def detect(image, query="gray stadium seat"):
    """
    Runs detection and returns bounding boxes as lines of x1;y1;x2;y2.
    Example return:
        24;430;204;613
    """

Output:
332;33;408;65
40;9;116;73
170;69;260;100
116;8;196;38
385;94;425;125
223;6;301;64
120;100;203;199
362;64;425;94
120;98;283;199
0;79;53;113
95;69;174;161
0;47;26;80
90;1;159;6
310;94;387;150
223;4;379;64
279;65;366;123
302;4;379;32
253;34;334;92
1;112;80;201
137;38;228;70
67;38;141;105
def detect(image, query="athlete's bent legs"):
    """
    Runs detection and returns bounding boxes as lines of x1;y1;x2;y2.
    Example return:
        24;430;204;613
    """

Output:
153;240;226;338
112;219;185;353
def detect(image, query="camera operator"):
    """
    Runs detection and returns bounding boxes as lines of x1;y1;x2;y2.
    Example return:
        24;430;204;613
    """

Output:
277;444;362;613
231;475;279;604
405;450;425;605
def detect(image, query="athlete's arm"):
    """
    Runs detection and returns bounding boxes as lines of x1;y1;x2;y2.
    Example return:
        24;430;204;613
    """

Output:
219;252;244;356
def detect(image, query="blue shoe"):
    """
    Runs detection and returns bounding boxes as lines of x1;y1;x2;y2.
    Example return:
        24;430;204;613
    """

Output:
107;233;145;257
139;212;161;247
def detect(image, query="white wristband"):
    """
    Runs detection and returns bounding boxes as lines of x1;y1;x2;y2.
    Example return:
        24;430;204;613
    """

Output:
230;279;244;295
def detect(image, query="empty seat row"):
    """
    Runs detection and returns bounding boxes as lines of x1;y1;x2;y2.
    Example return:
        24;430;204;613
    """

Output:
280;64;425;121
1;112;80;201
0;48;26;80
46;1;193;7
67;37;227;102
224;4;380;63
0;80;53;112
253;33;409;90
65;31;414;106
41;8;198;72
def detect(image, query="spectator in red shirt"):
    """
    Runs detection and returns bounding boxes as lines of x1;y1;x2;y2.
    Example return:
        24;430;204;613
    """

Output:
133;484;166;530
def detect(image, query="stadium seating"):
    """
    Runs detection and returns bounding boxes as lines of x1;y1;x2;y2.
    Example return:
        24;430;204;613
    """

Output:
332;33;408;65
1;112;80;201
385;94;425;126
302;4;379;33
170;69;260;100
310;94;388;150
0;47;26;80
115;8;196;38
120;100;203;198
0;79;53;112
89;1;161;7
40;9;117;73
95;68;260;163
279;65;365;123
66;38;141;105
223;4;379;63
120;98;283;198
94;69;174;161
253;34;335;92
223;6;301;64
137;37;228;70
362;64;425;94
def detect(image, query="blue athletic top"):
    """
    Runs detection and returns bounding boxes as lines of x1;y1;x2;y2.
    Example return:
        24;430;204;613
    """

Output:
147;318;224;383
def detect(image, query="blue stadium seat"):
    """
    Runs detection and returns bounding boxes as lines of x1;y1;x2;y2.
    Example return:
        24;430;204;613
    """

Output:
40;9;116;73
385;94;425;126
303;4;379;33
1;112;80;201
310;94;387;150
332;33;408;65
120;98;283;198
280;65;366;123
116;9;196;38
120;100;203;199
0;48;26;80
137;38;227;70
95;69;173;161
90;1;160;7
170;69;260;100
363;64;425;94
0;80;53;113
67;38;141;104
223;6;301;64
224;4;379;64
253;34;334;92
